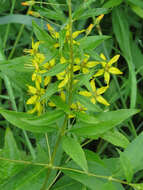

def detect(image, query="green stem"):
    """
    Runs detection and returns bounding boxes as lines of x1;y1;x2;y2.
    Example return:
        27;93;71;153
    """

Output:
68;0;74;107
8;2;34;59
3;0;16;49
40;1;74;189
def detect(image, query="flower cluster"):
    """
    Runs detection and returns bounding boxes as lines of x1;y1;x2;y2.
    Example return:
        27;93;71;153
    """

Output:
25;40;55;115
25;21;122;116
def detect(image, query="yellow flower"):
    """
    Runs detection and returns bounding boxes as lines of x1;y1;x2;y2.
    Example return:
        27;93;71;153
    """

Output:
57;71;69;88
26;85;45;115
75;54;99;74
94;53;122;84
24;40;40;56
79;79;110;106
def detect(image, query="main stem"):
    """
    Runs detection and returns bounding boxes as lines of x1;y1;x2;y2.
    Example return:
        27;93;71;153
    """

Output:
40;1;74;189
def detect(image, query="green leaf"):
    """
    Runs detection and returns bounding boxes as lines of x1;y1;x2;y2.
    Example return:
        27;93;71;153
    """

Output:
32;21;54;44
42;63;68;77
62;136;88;172
71;109;139;136
118;150;133;183
0;109;64;133
0;56;32;90
62;160;124;190
112;8;137;108
127;0;143;8
51;175;83;190
0;165;47;190
102;0;123;8
130;4;143;19
75;112;99;124
3;128;21;159
73;8;109;20
40;82;58;101
79;36;110;50
124;132;143;172
35;6;66;22
0;128;23;185
0;14;43;26
101;130;129;148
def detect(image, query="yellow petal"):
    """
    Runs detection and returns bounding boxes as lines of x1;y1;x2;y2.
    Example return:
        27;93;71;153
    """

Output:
68;114;75;118
32;39;40;51
73;79;79;84
32;73;36;81
43;62;50;69
71;103;77;110
55;32;59;39
36;102;43;116
28;106;37;114
104;72;110;84
44;76;51;86
100;53;107;61
72;30;85;39
35;79;41;90
90;97;96;104
73;65;80;72
109;67;123;75
101;62;106;67
35;53;45;63
27;85;37;94
57;71;66;80
75;57;80;64
90;79;96;92
60;91;66;101
79;91;92;97
73;40;80;45
83;54;90;63
96;95;110;106
54;43;59;48
82;68;89;74
58;75;68;88
26;95;38;104
86;61;99;68
108;55;120;66
48;101;56;107
93;69;104;77
49;59;55;67
60;57;66;64
96;86;108;95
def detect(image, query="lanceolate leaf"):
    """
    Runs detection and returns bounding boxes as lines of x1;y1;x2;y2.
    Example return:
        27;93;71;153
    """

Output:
101;130;129;149
79;36;110;50
0;109;64;133
62;136;88;172
71;109;139;136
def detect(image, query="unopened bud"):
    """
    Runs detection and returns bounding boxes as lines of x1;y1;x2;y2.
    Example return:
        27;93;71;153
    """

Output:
28;11;40;17
86;24;94;35
21;1;35;6
95;14;104;25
